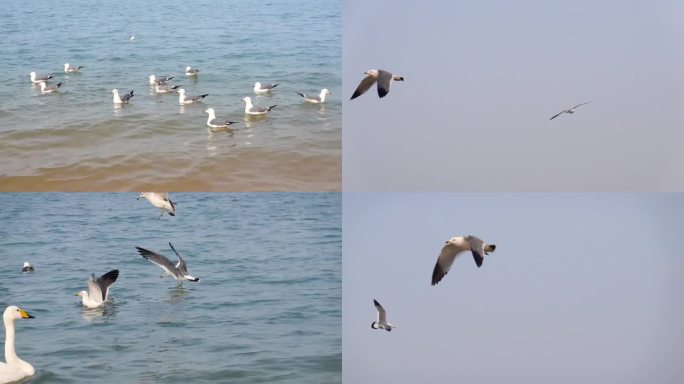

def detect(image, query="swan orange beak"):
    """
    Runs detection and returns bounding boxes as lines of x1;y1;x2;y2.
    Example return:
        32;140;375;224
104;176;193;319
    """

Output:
19;309;34;319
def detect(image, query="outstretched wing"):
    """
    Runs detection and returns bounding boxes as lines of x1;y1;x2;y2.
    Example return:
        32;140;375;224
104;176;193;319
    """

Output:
431;242;465;285
549;110;566;120
350;74;377;100
469;236;485;268
373;299;387;324
168;242;188;274
376;70;393;98
136;246;178;277
96;269;120;301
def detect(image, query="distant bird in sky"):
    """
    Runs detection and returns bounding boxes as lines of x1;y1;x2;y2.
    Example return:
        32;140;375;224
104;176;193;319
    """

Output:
350;69;403;100
549;102;591;120
431;235;496;286
371;299;395;332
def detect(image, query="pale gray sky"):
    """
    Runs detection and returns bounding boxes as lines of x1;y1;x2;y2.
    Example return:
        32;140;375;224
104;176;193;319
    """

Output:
343;193;684;382
343;0;684;191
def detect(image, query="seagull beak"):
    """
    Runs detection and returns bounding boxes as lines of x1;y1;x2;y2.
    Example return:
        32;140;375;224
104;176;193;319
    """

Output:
19;309;34;319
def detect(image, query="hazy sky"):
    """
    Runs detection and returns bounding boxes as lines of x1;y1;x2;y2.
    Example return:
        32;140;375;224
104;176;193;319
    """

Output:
343;193;684;383
343;0;684;191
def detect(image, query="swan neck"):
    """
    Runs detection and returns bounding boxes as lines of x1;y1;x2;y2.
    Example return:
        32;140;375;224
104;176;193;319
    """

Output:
4;317;19;364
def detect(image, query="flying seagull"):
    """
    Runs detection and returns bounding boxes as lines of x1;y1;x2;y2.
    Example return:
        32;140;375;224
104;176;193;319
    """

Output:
549;102;591;120
22;262;34;273
64;63;83;73
241;96;277;115
350;69;404;100
111;89;134;104
136;243;200;287
296;89;331;104
204;108;238;129
76;269;119;308
371;299;395;332
178;88;209;104
253;82;279;94
39;81;63;94
185;66;199;76
137;192;176;219
28;71;53;84
431;235;496;286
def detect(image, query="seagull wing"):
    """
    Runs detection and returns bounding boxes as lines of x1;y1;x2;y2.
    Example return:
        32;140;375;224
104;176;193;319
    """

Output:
136;246;179;277
376;70;394;98
431;242;467;285
549;110;566;120
96;269;120;301
373;299;387;324
468;236;485;268
87;274;104;304
572;102;591;110
168;242;188;274
350;73;377;100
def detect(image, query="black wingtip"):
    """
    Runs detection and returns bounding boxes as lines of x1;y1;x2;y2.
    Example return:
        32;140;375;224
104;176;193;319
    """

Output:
268;105;277;111
350;91;361;100
373;299;380;306
168;212;175;216
378;89;389;98
56;82;63;88
200;94;209;98
431;264;445;286
296;92;305;97
272;84;279;88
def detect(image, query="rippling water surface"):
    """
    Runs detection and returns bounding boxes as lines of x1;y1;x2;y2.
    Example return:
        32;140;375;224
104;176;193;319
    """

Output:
0;0;341;191
0;193;341;383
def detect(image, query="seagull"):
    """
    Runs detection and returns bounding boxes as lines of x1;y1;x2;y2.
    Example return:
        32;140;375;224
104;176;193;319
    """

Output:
39;81;63;94
371;299;395;332
350;69;404;100
111;89;134;104
21;262;34;273
431;235;497;286
296;89;331;104
129;35;135;41
136;243;201;287
137;192;176;219
28;72;53;84
242;96;277;115
185;66;199;76
204;108;238;129
549;102;591;120
148;75;174;85
178;88;209;105
154;83;182;94
63;63;83;73
253;82;279;94
76;269;119;309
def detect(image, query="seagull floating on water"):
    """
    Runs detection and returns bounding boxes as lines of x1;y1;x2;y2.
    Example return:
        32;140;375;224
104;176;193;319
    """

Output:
1;306;35;383
148;75;174;85
549;102;591;120
431;235;497;286
129;35;135;41
178;88;209;105
204;108;238;129
111;89;134;104
296;89;331;104
21;262;34;273
253;82;279;94
185;66;199;76
154;83;182;94
28;72;53;84
63;63;83;73
351;69;404;100
137;192;176;219
136;243;200;287
39;81;63;94
76;269;119;309
371;299;395;332
242;96;277;115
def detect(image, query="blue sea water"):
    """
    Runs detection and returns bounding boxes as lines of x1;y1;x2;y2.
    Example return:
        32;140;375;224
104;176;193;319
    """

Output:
0;193;341;383
0;0;341;191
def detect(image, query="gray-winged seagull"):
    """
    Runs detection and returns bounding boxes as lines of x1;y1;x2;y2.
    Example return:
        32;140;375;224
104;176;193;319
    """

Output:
185;66;199;76
241;96;277;115
431;235;497;286
136;243;200;287
76;269;119;308
253;82;279;94
111;89;134;104
177;88;208;105
371;299;395;332
549;102;591;120
297;89;331;104
154;84;182;94
29;72;53;84
350;69;404;100
22;262;34;273
64;63;83;73
204;108;238;129
39;81;63;94
148;75;174;85
137;192;176;219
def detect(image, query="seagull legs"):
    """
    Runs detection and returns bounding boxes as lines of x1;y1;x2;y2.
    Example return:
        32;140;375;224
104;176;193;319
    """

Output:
157;209;164;220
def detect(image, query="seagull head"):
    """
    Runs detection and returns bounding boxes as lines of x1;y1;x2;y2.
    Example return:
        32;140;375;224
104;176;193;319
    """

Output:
365;69;379;77
242;96;251;103
76;291;88;299
254;82;261;88
177;88;186;95
204;108;214;115
3;306;34;321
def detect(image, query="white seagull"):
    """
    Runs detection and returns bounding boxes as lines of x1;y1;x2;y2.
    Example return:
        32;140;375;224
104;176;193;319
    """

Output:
154;83;182;94
137;192;176;219
1;306;35;383
178;88;209;105
204;108;238;129
185;66;199;76
253;82;279;94
64;63;83;73
371;299;395;332
296;88;331;104
148;75;174;85
39;81;63;94
350;69;404;100
549;102;591;120
28;71;53;84
76;269;119;309
111;89;134;104
21;262;34;273
242;96;277;115
136;243;201;287
431;235;497;286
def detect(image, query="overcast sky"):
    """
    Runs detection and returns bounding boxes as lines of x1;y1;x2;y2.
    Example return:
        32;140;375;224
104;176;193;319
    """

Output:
343;193;684;383
343;0;684;191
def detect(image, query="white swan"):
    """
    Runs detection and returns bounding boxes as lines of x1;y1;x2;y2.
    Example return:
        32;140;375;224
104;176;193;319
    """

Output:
0;306;35;384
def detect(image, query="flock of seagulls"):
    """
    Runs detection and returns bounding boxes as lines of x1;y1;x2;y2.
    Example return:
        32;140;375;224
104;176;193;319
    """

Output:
28;62;334;131
371;234;498;333
5;192;200;382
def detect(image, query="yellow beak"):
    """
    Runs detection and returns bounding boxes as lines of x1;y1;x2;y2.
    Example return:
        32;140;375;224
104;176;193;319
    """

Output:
19;309;34;319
